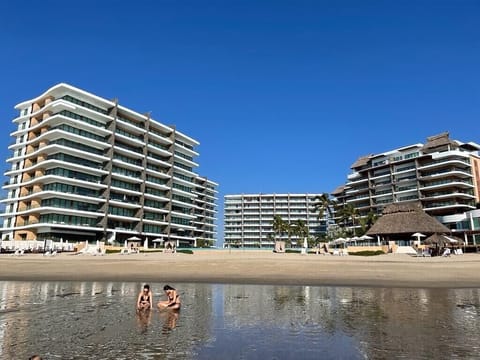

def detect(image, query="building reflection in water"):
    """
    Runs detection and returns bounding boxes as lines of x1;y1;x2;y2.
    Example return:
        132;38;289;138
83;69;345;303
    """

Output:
0;281;479;359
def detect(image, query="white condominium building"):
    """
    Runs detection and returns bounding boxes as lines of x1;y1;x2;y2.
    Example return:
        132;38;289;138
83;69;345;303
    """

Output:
1;83;217;247
224;193;328;248
333;132;480;230
193;176;218;247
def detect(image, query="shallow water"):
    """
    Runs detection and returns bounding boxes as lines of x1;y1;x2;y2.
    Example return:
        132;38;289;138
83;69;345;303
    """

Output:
0;282;479;359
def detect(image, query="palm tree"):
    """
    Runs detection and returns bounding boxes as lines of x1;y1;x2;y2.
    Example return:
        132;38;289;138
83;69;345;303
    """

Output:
272;215;285;242
293;219;309;242
359;211;378;234
337;203;359;235
312;193;335;234
313;193;333;220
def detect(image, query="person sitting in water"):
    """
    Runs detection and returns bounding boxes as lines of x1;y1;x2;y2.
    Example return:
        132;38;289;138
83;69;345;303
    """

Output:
157;285;181;310
137;284;153;311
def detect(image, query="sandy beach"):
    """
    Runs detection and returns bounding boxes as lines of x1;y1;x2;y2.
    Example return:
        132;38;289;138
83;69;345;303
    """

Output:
1;250;480;288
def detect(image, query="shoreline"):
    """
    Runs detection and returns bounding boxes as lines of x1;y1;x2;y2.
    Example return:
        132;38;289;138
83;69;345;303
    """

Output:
1;250;479;288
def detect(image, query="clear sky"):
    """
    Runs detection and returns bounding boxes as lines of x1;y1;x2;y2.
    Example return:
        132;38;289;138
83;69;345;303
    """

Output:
1;1;479;242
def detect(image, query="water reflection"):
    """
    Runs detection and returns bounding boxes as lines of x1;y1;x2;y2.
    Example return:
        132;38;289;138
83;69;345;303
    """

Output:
136;310;152;334
0;282;479;359
159;310;180;334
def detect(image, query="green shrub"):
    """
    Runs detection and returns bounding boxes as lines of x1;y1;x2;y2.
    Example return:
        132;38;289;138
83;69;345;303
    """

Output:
176;249;194;254
285;249;301;254
349;250;385;256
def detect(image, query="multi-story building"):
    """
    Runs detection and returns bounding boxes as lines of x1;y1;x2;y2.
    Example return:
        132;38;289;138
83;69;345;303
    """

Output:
333;133;480;230
192;176;218;247
0;83;217;247
224;193;328;248
452;208;480;245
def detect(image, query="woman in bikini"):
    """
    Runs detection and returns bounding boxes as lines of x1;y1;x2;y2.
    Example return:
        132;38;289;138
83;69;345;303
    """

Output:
137;284;153;311
157;285;181;310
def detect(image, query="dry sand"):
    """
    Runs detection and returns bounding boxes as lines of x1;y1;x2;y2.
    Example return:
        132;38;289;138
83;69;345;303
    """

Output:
1;250;480;288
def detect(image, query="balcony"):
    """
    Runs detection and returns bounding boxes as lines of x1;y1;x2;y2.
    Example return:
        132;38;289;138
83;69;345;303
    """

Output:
420;179;473;191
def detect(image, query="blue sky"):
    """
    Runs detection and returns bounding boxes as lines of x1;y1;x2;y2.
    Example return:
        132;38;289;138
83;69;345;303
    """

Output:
1;1;479;240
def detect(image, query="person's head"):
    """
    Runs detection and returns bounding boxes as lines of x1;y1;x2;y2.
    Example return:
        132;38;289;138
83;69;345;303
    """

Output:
29;356;42;360
143;284;150;292
164;285;175;291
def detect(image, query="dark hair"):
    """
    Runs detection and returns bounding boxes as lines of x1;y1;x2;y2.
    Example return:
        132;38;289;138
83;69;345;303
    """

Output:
163;285;175;291
143;284;150;290
29;356;42;360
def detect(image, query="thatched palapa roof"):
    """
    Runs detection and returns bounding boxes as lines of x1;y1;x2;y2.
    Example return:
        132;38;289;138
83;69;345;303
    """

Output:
421;132;458;153
351;155;373;169
367;202;450;236
331;185;345;196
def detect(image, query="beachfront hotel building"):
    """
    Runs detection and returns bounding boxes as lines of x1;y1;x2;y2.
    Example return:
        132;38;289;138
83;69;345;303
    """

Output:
224;193;328;248
332;132;480;231
0;83;218;247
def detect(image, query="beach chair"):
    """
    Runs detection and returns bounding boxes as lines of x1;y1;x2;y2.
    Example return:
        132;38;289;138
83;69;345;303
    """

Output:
422;249;431;257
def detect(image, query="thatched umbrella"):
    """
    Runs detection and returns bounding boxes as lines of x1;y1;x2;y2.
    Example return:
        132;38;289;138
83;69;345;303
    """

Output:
367;202;450;237
424;234;464;247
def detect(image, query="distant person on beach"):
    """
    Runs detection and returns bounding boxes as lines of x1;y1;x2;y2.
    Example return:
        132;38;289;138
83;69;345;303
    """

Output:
137;284;153;311
157;285;181;310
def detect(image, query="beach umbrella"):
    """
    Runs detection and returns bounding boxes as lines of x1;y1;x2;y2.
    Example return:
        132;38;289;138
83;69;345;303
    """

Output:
350;236;360;245
424;234;450;248
442;235;464;245
153;237;163;249
411;232;426;246
127;236;141;241
330;237;347;248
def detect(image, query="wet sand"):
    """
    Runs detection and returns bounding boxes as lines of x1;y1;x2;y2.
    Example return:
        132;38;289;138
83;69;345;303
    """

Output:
1;250;480;288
